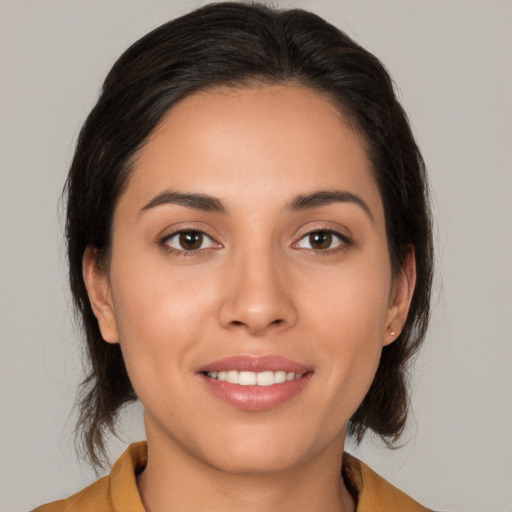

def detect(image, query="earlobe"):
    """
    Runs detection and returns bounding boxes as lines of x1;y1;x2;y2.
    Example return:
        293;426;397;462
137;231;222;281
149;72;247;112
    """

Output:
82;246;119;344
383;248;417;346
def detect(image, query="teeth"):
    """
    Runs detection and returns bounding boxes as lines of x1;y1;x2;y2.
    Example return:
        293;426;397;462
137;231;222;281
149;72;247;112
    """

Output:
226;370;238;384
257;371;274;386
206;370;303;385
239;371;256;385
274;371;286;383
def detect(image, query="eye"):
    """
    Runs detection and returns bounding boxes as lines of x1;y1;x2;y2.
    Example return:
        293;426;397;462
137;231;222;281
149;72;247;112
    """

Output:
162;230;218;252
295;230;348;251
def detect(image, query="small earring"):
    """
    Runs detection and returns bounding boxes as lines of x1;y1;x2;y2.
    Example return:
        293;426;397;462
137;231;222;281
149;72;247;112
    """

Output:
389;331;396;336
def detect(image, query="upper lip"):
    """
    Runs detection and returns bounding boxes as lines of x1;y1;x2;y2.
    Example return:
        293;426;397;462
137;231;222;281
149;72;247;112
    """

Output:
197;355;311;374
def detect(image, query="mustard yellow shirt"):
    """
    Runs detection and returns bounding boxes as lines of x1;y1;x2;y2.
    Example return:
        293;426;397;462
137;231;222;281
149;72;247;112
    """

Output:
33;442;435;512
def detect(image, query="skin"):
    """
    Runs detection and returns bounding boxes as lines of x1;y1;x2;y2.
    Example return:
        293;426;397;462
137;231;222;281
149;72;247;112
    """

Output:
83;84;415;512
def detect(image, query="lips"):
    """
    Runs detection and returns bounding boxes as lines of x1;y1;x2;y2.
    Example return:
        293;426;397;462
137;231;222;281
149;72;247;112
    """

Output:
197;355;312;411
198;354;310;373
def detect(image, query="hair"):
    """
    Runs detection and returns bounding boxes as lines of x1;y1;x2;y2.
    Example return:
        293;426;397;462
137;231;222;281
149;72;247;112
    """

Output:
65;1;433;468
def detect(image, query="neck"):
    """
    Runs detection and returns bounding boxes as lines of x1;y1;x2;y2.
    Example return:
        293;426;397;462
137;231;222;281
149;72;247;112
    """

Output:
137;426;356;512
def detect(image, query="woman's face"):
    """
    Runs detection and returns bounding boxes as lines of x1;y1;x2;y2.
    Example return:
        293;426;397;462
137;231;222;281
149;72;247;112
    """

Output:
85;84;414;474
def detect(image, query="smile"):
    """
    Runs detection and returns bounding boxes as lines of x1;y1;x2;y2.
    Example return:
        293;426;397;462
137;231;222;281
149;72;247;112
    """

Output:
205;370;303;386
198;356;312;411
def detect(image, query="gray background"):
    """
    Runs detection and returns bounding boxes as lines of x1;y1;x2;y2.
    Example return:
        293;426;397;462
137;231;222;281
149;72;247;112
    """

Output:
1;1;511;511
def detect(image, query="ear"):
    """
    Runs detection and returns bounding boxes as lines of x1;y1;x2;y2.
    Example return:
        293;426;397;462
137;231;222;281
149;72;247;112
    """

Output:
383;247;416;346
82;246;119;344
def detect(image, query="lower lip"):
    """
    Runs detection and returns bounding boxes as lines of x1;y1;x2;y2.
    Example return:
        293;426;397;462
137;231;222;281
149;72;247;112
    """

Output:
199;373;312;411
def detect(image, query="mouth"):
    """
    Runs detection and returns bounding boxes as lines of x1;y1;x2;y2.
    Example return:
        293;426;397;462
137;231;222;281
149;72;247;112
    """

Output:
204;370;304;386
197;355;312;411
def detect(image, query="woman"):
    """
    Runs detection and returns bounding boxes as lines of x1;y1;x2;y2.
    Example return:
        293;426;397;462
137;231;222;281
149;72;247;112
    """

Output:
35;2;434;511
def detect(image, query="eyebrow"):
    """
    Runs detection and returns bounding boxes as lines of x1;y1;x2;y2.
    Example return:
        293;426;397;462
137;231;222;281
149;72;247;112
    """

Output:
139;188;373;221
140;191;228;215
286;190;373;221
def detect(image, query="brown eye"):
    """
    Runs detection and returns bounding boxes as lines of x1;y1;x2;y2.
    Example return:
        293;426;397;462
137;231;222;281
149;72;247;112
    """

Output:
163;230;217;252
295;230;346;251
309;231;332;250
179;231;203;250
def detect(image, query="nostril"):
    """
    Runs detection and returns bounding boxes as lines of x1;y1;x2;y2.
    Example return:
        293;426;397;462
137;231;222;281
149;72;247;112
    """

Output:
228;318;285;331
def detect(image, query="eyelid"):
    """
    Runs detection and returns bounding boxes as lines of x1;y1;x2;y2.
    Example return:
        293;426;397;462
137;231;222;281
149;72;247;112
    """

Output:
164;231;216;249
291;223;353;251
293;222;351;239
159;224;222;253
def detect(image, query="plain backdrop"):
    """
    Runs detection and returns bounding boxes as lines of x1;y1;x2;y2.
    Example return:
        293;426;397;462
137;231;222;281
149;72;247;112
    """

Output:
1;1;511;511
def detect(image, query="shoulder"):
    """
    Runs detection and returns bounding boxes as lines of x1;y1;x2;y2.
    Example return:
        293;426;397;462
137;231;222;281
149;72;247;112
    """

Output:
31;476;110;512
33;444;441;512
342;452;438;512
32;442;148;512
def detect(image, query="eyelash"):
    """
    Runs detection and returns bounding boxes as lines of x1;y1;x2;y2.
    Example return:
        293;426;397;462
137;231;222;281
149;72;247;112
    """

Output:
160;229;218;256
293;228;352;255
159;227;352;256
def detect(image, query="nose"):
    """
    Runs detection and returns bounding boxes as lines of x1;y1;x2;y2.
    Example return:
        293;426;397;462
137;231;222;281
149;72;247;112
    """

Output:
218;247;298;336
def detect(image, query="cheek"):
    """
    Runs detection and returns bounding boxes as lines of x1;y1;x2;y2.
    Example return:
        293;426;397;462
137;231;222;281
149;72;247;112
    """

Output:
111;243;218;328
302;255;392;345
107;255;220;389
300;258;392;406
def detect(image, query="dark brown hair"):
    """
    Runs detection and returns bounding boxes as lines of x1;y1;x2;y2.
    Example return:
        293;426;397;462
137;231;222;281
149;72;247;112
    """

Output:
65;2;433;467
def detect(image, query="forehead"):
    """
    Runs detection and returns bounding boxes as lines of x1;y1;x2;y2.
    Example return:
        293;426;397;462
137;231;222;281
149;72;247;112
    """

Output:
120;84;382;219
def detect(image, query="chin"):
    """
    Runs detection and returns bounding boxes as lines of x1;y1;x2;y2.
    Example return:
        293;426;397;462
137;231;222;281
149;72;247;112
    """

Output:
203;444;306;476
189;420;342;476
